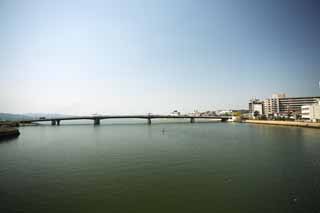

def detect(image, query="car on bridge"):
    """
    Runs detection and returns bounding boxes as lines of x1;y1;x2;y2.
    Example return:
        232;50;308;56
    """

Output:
39;117;46;120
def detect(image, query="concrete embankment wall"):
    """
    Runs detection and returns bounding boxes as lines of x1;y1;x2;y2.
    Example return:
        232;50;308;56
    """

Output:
245;120;320;129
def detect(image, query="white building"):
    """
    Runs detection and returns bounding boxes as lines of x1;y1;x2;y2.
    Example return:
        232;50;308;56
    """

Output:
301;99;320;122
301;105;311;119
249;98;264;117
262;93;320;117
253;103;263;116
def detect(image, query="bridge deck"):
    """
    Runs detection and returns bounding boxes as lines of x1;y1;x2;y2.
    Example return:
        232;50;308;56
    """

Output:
21;115;231;123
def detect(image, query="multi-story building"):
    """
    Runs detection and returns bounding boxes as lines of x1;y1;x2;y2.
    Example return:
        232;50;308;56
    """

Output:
262;94;320;117
250;94;320;118
263;93;285;117
301;105;311;120
278;97;320;115
264;100;277;116
249;98;264;116
301;99;320;122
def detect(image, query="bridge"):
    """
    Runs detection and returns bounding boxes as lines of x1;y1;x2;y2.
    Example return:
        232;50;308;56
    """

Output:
21;115;232;126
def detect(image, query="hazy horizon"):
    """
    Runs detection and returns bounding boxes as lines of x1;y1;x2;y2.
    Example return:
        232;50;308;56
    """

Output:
1;0;320;115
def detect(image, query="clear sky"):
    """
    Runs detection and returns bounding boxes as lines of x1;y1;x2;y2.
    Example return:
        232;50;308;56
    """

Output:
1;0;320;115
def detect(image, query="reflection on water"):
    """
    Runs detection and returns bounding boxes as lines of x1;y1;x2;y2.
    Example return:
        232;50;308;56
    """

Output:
0;122;319;213
0;136;19;144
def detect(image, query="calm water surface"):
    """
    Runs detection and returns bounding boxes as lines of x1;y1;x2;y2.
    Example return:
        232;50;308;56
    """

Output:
1;121;320;212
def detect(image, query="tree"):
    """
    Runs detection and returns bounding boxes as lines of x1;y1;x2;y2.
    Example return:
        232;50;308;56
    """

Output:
261;115;267;120
253;111;260;118
232;112;241;117
296;114;302;120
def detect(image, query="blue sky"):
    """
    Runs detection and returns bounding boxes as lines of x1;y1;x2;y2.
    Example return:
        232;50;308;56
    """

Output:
1;0;320;114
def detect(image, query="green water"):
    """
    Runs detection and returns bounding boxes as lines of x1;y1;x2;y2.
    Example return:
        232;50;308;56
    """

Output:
1;121;320;212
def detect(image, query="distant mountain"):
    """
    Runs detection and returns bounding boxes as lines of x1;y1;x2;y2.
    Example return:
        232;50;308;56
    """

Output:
0;113;33;121
23;113;72;119
0;113;72;121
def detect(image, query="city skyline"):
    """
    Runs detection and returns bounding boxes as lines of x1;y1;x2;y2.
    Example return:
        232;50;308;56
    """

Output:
1;0;320;115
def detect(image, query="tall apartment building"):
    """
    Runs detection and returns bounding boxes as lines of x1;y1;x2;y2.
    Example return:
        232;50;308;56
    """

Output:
264;94;286;116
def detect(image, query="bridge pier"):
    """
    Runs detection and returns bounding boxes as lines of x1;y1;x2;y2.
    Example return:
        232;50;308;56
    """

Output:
147;118;152;125
56;120;60;125
190;117;195;123
51;120;56;126
94;118;100;125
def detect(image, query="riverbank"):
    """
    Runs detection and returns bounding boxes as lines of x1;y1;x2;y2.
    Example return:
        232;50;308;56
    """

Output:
245;120;320;129
0;121;20;127
0;126;20;140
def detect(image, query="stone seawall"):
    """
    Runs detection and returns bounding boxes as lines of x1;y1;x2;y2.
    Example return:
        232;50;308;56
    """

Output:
245;120;320;129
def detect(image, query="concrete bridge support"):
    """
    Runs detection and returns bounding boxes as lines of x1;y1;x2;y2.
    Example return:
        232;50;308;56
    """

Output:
190;118;195;123
147;118;152;125
51;120;56;125
56;120;60;125
94;118;100;125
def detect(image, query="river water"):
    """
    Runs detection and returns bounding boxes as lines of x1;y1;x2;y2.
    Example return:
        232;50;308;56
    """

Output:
1;120;320;212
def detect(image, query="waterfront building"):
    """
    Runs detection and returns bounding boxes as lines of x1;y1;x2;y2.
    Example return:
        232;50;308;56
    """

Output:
264;98;279;117
263;93;285;117
302;105;311;120
278;97;320;115
301;99;320;122
249;98;264;117
261;93;320;117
